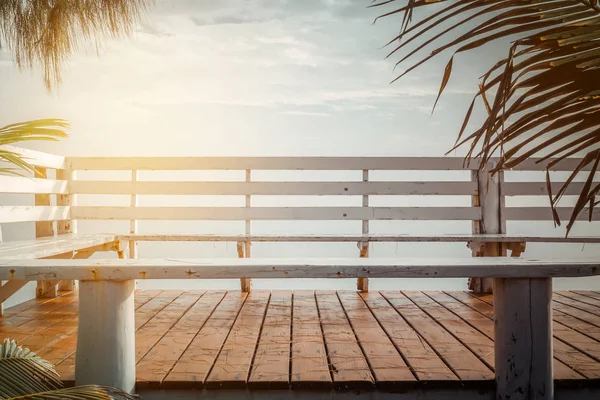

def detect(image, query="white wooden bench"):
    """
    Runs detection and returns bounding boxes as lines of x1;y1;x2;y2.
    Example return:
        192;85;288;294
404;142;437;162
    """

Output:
0;146;123;313
1;256;598;399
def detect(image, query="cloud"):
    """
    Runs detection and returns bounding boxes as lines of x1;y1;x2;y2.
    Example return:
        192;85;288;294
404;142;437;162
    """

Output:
279;111;331;117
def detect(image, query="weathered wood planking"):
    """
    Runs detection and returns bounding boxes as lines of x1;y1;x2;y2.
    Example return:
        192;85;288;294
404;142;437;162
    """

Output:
337;291;415;388
205;291;270;389
135;292;203;361
381;291;493;381
402;291;495;370
164;292;247;387
5;290;600;390
247;291;292;389
431;292;589;380
290;291;331;389
315;291;374;389
137;291;226;387
361;292;456;382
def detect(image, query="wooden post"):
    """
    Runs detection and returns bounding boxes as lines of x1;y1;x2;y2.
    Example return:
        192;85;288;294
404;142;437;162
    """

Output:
357;169;369;292
494;277;553;400
76;280;136;393
129;170;139;261
57;166;77;292
240;169;252;293
469;165;504;293
35;167;58;298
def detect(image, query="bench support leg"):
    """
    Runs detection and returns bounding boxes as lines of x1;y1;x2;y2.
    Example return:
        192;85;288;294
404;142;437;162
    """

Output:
76;280;135;393
494;277;553;400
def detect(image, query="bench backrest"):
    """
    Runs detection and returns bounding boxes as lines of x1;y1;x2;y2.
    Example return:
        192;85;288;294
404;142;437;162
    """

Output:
1;147;599;237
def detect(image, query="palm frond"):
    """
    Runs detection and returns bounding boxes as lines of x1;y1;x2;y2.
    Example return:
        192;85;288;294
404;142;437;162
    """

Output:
0;0;154;91
0;338;62;399
7;385;141;400
373;0;600;234
0;119;68;176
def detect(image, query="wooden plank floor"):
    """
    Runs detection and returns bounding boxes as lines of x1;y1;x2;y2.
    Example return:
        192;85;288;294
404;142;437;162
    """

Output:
2;290;600;391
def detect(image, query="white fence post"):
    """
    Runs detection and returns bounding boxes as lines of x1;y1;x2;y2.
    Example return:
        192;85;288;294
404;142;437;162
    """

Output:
357;169;369;292
469;163;503;293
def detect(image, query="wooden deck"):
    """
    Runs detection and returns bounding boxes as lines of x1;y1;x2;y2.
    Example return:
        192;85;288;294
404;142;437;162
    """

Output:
1;290;600;391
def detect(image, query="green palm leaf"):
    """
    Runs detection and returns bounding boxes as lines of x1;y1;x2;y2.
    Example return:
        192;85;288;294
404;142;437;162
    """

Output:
373;0;600;234
0;119;68;176
0;338;62;399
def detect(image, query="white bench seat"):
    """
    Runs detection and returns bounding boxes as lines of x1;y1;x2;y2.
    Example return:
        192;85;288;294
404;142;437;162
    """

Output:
120;233;600;243
0;233;118;259
1;256;599;280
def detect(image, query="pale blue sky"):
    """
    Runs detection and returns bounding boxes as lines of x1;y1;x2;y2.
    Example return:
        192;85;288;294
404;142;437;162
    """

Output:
0;0;490;157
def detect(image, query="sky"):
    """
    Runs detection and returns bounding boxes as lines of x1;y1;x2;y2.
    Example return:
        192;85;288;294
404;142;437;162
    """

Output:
0;0;491;157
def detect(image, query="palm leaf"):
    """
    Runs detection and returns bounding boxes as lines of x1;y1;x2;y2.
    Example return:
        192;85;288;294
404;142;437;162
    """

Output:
373;0;600;235
7;385;141;399
0;338;62;399
0;0;154;91
0;119;68;176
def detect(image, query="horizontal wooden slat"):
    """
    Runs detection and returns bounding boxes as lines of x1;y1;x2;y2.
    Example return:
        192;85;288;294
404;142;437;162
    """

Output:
0;145;66;169
67;157;480;171
503;182;589;196
0;206;70;223
1;257;599;281
119;233;600;243
0;234;116;259
0;176;68;194
70;206;480;221
505;207;600;221
65;156;592;172
70;180;477;196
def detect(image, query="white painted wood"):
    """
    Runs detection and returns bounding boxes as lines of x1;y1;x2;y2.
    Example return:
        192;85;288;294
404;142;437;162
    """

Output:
0;234;116;259
76;280;135;393
0;145;66;169
503;181;586;196
241;169;252;292
67;156;482;171
70;206;482;221
129;170;139;260
505;206;600;221
494;278;553;400
358;169;369;293
118;233;600;243
470;167;504;293
1;257;599;281
66;156;594;172
0;176;68;194
69;180;478;196
0;280;28;303
0;206;70;223
57;167;77;235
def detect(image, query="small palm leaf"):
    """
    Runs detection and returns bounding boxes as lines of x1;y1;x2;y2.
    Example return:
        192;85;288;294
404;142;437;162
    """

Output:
0;338;62;399
0;119;68;176
7;385;141;399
